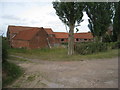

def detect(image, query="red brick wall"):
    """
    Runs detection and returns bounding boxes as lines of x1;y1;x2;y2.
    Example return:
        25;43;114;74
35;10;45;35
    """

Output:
11;40;29;48
55;38;93;44
29;29;48;49
47;35;56;47
55;38;68;44
11;28;49;49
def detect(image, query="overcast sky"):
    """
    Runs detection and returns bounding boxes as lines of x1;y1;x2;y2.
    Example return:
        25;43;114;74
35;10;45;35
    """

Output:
0;0;90;36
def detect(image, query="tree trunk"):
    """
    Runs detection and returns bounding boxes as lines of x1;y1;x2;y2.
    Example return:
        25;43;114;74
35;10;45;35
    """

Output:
68;24;74;55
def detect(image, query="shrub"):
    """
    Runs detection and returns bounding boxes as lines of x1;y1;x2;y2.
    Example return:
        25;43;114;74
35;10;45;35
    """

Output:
62;42;68;46
107;41;120;49
117;41;120;49
75;42;108;55
103;34;113;43
2;37;9;63
2;61;23;87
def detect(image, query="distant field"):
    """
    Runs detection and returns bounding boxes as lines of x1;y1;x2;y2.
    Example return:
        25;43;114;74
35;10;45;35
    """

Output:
8;48;119;61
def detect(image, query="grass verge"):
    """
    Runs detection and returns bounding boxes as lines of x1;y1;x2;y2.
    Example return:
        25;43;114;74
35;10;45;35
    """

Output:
8;48;119;61
2;61;23;87
9;56;28;62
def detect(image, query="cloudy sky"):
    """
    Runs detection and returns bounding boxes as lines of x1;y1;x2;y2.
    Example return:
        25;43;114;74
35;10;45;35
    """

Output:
0;0;90;36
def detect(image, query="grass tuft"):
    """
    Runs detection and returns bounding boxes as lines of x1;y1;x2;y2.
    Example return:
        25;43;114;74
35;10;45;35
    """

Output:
8;47;118;61
2;61;23;87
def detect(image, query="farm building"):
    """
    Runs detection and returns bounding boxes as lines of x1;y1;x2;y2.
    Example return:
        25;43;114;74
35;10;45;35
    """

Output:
54;32;68;43
44;28;56;47
7;25;93;49
7;26;49;49
7;25;41;47
74;32;93;42
54;32;93;43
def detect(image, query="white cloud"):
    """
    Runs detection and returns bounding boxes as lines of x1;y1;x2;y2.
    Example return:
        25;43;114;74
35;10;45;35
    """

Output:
0;2;90;36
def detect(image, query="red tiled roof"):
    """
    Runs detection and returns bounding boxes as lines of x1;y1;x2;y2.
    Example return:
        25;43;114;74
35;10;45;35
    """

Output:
54;32;93;39
54;32;68;38
8;25;41;34
44;28;54;34
13;28;40;40
74;32;93;39
8;25;93;40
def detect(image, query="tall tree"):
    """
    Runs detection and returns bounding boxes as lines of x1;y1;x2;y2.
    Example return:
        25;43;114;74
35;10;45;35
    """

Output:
113;2;120;41
85;2;114;42
52;2;84;55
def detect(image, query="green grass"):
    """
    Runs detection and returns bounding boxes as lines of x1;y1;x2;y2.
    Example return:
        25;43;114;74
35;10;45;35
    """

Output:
9;56;28;62
2;61;23;87
8;47;119;61
80;49;118;59
27;75;36;81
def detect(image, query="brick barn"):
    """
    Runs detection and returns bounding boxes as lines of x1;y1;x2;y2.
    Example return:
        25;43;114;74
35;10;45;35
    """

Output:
74;32;93;42
44;28;56;48
54;32;68;44
7;26;49;49
54;32;93;43
7;25;93;49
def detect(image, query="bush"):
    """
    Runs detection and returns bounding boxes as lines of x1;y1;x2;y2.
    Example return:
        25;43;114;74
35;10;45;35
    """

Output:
2;61;23;87
107;41;120;49
62;42;68;46
2;37;9;63
103;34;113;43
75;42;108;55
116;41;120;49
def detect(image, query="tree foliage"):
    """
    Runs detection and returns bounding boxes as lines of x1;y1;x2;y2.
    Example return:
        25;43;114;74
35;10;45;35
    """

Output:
52;1;84;55
113;2;120;41
85;2;114;41
53;2;84;27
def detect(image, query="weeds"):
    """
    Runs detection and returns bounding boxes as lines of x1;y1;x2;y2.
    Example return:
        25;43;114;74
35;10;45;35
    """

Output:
9;56;28;62
8;47;118;61
2;61;23;87
2;37;9;63
27;75;36;81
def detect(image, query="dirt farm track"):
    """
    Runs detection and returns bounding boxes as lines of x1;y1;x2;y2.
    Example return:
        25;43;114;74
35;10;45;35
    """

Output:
6;56;118;88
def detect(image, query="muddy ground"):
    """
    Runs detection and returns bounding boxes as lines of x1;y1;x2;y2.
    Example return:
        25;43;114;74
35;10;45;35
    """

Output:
6;56;118;88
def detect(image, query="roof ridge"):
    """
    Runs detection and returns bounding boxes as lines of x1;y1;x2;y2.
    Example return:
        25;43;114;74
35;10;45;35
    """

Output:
45;27;52;29
54;32;68;33
8;25;43;29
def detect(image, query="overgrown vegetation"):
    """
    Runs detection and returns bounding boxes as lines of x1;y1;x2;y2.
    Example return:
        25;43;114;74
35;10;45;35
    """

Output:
75;42;107;55
2;37;9;63
2;37;23;87
8;46;118;61
107;41;120;49
9;56;28;62
75;41;119;55
2;61;23;87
